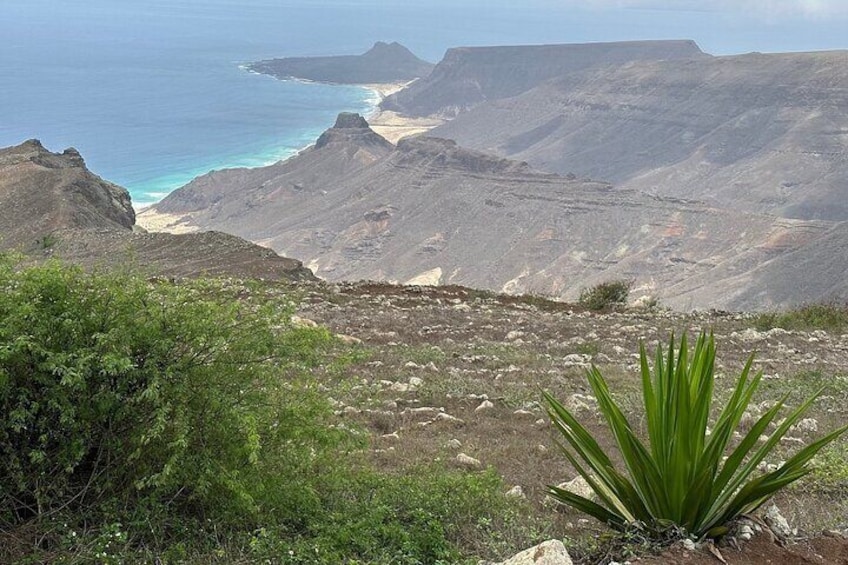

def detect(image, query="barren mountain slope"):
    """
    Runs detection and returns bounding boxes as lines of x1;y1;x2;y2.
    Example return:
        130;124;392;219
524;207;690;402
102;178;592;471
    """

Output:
144;116;840;309
381;40;706;117
0;140;315;281
0;139;135;250
433;51;848;220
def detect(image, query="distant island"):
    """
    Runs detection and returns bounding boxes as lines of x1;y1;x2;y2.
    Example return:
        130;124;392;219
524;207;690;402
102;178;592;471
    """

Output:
246;41;434;85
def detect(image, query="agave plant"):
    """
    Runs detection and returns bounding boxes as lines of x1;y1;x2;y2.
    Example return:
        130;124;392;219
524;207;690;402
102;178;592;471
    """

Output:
544;332;848;539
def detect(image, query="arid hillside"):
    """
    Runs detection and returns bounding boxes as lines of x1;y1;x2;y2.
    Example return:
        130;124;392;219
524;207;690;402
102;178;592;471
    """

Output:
0;140;315;281
431;51;848;221
142;114;844;310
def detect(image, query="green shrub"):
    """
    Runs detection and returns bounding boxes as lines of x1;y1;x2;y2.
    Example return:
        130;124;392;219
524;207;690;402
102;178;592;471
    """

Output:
543;332;848;539
579;280;632;311
242;466;545;564
0;258;547;563
0;259;338;545
754;303;848;333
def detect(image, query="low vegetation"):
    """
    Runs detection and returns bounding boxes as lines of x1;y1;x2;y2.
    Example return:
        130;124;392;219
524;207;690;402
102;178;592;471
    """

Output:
578;280;632;311
0;259;539;564
544;332;848;540
5;263;848;563
754;302;848;333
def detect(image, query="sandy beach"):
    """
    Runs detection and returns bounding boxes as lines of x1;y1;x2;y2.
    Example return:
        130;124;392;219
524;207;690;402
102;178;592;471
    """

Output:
362;81;444;144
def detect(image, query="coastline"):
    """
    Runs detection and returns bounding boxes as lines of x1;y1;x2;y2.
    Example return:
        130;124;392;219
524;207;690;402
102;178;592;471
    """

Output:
137;78;443;227
360;81;444;144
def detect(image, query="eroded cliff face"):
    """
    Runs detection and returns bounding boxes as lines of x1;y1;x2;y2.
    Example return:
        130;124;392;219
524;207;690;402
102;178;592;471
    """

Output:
381;40;706;117
432;50;848;222
0;140;316;281
144;114;843;310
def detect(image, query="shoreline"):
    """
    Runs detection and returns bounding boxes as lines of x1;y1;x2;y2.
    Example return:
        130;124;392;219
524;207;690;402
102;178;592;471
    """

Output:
136;77;443;224
358;81;445;144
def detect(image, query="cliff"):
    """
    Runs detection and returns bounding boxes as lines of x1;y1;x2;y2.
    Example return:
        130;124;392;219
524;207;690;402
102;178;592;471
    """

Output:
381;40;706;117
432;50;848;221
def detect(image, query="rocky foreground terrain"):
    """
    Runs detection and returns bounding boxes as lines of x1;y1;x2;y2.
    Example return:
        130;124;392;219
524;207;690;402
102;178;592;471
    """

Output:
283;279;848;563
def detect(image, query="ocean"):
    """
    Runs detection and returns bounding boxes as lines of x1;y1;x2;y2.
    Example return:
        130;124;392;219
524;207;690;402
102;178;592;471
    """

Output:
2;1;840;207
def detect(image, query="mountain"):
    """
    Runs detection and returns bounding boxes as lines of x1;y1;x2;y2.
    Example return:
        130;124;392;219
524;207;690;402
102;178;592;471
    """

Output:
430;50;848;221
381;40;706;117
142;114;843;310
0;140;315;281
247;41;434;84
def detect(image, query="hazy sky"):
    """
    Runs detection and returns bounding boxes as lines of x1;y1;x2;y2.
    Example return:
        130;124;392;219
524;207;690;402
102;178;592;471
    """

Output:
502;0;848;56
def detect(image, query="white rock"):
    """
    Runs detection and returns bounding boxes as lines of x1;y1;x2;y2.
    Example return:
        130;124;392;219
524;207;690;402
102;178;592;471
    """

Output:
495;540;573;565
506;330;525;341
290;315;318;328
681;538;697;551
455;453;482;470
566;393;598;412
737;524;754;541
408;376;424;388
336;334;362;345
794;418;818;433
557;476;595;500
764;504;796;539
446;438;462;450
475;400;495;413
435;412;464;424
506;485;526;499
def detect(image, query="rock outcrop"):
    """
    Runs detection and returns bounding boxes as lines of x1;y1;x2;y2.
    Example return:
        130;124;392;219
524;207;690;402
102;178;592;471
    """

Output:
0;139;135;249
0;140;315;281
247;41;433;84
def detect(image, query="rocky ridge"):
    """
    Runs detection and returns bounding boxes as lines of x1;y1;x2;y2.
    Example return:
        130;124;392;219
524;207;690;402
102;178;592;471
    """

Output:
0;140;315;281
431;50;848;222
382;40;706;117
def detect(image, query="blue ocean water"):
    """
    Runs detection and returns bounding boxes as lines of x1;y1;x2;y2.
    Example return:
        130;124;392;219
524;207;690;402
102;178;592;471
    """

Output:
1;1;843;207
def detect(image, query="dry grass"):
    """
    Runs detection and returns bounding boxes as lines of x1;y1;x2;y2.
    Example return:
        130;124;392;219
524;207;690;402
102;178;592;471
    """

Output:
290;281;848;559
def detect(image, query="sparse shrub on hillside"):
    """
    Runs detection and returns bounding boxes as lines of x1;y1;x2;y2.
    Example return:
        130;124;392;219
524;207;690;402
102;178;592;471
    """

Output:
579;279;632;311
754;302;848;333
543;332;848;540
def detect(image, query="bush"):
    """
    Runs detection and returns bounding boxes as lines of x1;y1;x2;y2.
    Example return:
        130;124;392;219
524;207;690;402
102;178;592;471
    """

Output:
0;259;338;550
243;466;547;564
754;303;848;333
0;259;546;563
579;280;632;311
543;332;848;539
